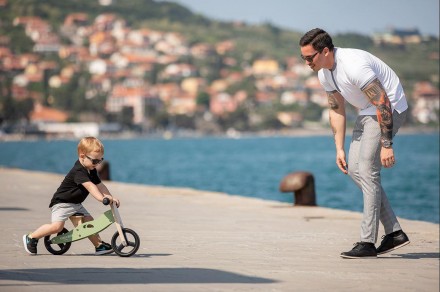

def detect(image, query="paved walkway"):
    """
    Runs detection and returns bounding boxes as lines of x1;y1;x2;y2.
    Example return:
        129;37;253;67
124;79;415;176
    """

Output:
0;168;438;291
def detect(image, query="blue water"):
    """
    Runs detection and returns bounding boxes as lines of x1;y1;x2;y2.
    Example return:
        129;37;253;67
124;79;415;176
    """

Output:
0;134;438;223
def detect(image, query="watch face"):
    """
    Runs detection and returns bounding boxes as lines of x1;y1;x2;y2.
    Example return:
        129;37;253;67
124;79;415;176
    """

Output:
383;140;392;147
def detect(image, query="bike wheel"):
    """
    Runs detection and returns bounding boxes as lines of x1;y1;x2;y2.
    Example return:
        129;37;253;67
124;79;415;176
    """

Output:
111;228;140;257
44;228;71;255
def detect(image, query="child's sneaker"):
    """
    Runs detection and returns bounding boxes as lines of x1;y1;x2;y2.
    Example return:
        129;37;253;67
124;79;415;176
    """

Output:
23;234;38;255
95;241;113;255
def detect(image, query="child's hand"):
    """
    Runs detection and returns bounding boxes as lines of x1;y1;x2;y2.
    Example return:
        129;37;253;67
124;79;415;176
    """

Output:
102;195;119;207
113;197;120;208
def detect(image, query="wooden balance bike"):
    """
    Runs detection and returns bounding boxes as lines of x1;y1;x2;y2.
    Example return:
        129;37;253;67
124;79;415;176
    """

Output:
44;198;140;257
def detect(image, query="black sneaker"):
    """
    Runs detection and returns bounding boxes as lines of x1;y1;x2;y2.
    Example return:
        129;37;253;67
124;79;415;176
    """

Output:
340;242;377;259
95;241;113;255
376;230;410;255
23;234;38;255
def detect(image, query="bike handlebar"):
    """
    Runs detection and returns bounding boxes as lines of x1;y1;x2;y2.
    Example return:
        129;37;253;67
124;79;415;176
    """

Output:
103;197;110;205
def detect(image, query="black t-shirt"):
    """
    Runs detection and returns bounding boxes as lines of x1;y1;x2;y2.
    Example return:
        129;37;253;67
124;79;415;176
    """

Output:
49;160;101;207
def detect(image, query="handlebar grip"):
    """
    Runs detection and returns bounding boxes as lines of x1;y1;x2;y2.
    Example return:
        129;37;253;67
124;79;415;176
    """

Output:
103;197;110;205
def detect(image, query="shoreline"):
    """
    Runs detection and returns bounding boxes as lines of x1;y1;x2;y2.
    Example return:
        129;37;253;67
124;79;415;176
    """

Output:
1;125;438;142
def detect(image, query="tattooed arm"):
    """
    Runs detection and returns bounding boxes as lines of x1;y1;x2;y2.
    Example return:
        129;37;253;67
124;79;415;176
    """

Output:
362;78;395;168
327;90;348;174
362;78;393;146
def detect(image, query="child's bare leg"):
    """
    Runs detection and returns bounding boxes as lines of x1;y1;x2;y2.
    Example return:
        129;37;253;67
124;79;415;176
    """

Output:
30;221;65;239
83;216;102;247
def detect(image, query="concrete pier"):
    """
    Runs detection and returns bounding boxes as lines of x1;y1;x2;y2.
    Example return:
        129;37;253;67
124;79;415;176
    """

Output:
0;168;438;291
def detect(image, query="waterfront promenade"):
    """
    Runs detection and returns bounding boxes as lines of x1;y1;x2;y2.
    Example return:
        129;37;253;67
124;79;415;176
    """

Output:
0;168;438;291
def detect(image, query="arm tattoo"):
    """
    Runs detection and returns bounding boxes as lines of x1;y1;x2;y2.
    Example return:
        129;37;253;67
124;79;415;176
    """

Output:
362;78;393;143
327;90;339;110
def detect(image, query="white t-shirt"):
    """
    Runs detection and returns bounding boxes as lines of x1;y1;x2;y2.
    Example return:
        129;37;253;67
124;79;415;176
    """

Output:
318;48;408;115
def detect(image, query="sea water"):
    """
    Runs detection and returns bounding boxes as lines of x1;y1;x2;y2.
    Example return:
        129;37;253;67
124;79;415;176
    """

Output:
0;134;438;223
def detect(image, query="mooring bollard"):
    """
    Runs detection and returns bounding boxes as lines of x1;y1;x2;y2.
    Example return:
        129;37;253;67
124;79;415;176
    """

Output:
97;160;111;181
279;171;316;206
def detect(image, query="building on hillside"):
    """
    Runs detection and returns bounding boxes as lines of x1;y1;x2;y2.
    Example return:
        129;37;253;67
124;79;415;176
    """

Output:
36;122;99;138
190;43;215;59
280;90;308;106
252;58;280;76
210;92;237;116
181;77;206;96
30;103;69;123
373;27;422;46
106;82;150;124
277;112;303;127
160;63;197;80
215;40;235;55
305;76;327;107
411;81;439;124
168;92;197;115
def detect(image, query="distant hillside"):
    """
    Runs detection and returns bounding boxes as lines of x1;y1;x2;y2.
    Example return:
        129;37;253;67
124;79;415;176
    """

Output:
4;0;199;26
1;0;439;87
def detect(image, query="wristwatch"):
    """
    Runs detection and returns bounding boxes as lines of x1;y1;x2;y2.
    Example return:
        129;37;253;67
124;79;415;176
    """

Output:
382;140;393;148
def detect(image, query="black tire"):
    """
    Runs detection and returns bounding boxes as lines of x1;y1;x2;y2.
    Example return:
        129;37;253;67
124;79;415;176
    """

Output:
44;228;71;255
111;228;140;257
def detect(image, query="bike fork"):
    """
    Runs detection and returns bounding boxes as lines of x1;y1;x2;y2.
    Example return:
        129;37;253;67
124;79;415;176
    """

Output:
111;204;128;246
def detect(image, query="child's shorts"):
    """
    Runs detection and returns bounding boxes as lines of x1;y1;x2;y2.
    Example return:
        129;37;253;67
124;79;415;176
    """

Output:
51;203;91;222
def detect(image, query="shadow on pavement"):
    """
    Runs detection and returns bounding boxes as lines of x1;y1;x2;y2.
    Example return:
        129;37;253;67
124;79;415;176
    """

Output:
393;252;440;259
0;207;29;211
379;252;440;259
0;267;277;285
65;253;172;258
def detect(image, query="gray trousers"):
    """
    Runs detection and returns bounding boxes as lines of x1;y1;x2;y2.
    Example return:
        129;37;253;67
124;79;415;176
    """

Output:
347;110;407;243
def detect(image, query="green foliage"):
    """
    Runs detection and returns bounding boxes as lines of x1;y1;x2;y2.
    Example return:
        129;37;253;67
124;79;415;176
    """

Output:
302;102;323;121
0;75;28;123
151;110;170;130
226;76;257;96
0;95;34;122
216;105;251;131
173;114;195;129
255;105;284;130
196;91;210;107
3;26;34;54
332;33;374;50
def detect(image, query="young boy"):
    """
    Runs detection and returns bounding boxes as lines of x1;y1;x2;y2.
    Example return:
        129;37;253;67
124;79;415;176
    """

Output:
23;136;120;256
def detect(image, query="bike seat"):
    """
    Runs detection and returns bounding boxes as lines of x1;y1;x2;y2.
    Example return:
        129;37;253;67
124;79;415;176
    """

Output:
71;212;84;217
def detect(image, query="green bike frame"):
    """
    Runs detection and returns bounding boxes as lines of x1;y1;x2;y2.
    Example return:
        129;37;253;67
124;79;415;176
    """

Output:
50;210;115;244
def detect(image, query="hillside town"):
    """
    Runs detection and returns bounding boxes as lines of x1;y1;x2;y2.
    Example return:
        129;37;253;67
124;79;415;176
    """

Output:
0;5;439;138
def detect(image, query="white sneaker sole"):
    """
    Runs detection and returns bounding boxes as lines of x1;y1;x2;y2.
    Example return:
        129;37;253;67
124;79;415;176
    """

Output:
377;240;410;255
95;249;114;256
340;254;377;259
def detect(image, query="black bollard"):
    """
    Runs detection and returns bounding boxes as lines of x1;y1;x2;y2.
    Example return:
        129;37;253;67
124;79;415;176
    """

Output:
279;171;316;206
96;160;111;181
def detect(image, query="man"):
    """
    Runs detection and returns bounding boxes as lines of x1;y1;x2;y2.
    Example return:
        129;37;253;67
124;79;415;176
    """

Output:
299;28;410;258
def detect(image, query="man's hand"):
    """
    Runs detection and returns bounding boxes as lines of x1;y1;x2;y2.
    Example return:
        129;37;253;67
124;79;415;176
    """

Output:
381;147;395;168
336;149;348;174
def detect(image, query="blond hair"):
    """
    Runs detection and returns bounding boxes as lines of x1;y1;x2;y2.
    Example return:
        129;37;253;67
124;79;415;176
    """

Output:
77;136;104;155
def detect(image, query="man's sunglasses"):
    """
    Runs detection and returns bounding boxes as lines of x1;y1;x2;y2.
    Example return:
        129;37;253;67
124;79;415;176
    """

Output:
85;155;104;165
301;51;319;63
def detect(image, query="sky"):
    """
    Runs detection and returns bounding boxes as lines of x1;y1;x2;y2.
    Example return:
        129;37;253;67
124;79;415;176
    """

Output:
167;0;439;37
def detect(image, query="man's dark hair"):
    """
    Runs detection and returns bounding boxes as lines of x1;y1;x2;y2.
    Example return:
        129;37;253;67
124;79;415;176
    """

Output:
299;28;334;52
